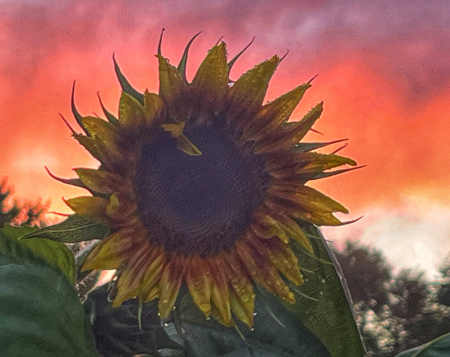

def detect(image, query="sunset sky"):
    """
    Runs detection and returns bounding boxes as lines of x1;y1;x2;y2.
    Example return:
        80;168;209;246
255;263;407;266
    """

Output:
1;0;449;278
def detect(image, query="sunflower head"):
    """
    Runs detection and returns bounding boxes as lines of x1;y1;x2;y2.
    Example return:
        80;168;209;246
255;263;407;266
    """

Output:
63;35;357;328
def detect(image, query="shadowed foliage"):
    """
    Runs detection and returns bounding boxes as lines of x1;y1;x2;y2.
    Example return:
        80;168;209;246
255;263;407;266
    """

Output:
334;242;450;357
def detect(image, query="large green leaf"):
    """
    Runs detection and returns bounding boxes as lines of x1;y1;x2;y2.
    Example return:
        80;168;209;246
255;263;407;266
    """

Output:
0;231;98;356
3;224;76;283
288;222;366;357
178;290;331;356
19;214;110;243
395;332;450;357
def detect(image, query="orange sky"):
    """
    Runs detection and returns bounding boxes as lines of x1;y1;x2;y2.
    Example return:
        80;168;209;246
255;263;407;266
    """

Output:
1;0;450;276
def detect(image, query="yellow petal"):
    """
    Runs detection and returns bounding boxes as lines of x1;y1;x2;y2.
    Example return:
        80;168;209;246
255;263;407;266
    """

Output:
268;184;348;214
299;152;357;175
119;91;146;126
139;250;166;302
113;266;141;307
266;151;357;180
236;239;295;303
161;122;186;137
250;211;289;243
81;116;118;146
268;211;312;252
112;244;159;307
81;229;131;270
75;168;123;194
229;291;252;328
175;134;202;156
64;196;110;223
143;90;164;126
186;256;212;318
190;43;228;112
266;198;344;226
262;238;304;285
73;134;100;161
211;304;234;327
224;252;255;327
243;84;310;140
157;55;185;107
227;55;279;126
158;257;185;318
254;102;323;154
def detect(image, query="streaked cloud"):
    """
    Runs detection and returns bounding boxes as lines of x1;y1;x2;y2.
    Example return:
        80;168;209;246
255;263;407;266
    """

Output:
1;0;449;272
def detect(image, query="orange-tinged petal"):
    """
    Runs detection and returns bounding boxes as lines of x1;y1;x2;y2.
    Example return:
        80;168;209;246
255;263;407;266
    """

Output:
64;196;110;223
209;257;232;326
75;168;123;194
243;84;310;140
227;55;279;126
119;91;146;126
190;42;228;112
186;256;212;318
158;257;186;318
81;229;132;270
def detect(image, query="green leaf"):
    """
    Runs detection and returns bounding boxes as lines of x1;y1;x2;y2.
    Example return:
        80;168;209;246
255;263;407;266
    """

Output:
19;214;111;243
288;222;366;357
0;231;98;356
3;224;76;283
178;289;331;356
395;332;450;357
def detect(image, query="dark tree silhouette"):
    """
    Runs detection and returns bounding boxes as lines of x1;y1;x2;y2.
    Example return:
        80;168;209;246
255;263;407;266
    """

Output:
334;241;450;356
0;177;48;227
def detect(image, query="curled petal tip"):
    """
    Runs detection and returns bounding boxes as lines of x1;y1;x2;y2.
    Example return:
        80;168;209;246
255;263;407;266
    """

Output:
331;143;348;154
177;31;202;82
59;113;76;134
280;48;289;62
158;28;166;56
228;36;255;74
308;74;319;84
215;35;224;46
340;216;364;226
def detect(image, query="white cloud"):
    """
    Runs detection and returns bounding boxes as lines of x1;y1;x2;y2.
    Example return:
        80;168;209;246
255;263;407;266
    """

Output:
322;195;450;280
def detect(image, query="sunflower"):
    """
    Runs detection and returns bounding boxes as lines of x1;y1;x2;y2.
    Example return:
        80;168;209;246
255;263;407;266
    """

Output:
63;35;357;328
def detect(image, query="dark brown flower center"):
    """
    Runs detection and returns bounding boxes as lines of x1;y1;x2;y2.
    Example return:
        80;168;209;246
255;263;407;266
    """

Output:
133;117;270;256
